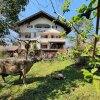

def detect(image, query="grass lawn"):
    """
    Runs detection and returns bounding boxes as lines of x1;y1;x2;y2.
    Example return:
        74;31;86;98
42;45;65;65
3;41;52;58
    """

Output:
0;60;99;100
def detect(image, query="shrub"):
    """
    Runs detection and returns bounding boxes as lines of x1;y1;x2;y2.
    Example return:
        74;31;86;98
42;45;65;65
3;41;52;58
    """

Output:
0;51;9;58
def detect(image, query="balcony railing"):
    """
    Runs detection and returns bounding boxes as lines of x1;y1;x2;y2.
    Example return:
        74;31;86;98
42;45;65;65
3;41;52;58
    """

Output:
20;28;50;33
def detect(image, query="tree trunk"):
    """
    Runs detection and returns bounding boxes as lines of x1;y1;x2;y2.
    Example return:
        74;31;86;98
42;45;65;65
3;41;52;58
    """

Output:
92;0;100;57
76;33;79;47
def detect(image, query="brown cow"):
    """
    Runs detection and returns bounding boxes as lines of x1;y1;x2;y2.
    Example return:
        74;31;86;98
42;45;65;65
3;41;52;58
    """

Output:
0;58;39;85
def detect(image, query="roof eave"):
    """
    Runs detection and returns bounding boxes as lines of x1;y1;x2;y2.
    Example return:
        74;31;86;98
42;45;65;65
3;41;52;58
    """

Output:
16;11;71;34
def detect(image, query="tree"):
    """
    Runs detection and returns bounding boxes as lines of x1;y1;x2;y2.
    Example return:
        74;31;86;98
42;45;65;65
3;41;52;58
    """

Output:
50;0;100;57
0;0;29;37
72;18;94;46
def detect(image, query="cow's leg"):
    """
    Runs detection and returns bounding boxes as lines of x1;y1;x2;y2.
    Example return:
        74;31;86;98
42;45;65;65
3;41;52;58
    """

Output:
2;75;6;83
19;74;22;81
22;70;26;85
18;71;23;81
22;74;26;85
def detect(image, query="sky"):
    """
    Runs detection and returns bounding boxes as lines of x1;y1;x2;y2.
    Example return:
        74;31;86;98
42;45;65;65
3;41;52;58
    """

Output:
18;0;96;47
19;0;89;20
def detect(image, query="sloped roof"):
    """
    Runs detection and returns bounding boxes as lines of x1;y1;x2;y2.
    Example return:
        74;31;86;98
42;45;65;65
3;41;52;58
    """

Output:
16;11;71;34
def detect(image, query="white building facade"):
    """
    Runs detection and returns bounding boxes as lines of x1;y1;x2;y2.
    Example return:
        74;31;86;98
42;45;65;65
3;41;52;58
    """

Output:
16;11;71;57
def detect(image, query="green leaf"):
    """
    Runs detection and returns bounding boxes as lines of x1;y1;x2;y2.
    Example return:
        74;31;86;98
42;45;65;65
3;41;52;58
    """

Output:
93;11;97;17
93;75;100;80
81;69;90;74
61;0;71;13
72;15;81;21
81;69;93;77
76;4;87;13
84;75;93;82
91;68;98;74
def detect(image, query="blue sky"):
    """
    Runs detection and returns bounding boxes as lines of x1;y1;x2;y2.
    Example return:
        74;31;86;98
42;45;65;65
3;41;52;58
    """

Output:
19;0;89;20
18;0;96;47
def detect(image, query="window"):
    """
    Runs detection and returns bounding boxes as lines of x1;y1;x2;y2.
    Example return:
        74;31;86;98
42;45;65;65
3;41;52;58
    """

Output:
51;35;54;38
41;35;44;38
52;25;57;29
25;34;31;38
56;36;59;38
35;24;50;28
50;43;63;49
34;33;36;38
41;44;47;49
45;35;48;38
27;25;33;28
50;43;56;49
19;34;21;37
59;36;61;38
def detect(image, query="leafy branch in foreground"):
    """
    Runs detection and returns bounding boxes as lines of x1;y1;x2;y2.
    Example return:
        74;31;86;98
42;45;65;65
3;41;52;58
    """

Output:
50;0;99;57
82;67;100;94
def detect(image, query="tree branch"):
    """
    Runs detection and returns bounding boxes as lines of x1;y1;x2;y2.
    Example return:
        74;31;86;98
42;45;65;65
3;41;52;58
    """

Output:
50;0;81;35
80;6;98;19
92;0;100;57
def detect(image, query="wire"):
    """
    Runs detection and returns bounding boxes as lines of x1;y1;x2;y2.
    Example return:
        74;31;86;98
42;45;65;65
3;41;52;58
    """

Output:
49;0;83;35
30;0;41;10
35;0;49;8
50;0;56;13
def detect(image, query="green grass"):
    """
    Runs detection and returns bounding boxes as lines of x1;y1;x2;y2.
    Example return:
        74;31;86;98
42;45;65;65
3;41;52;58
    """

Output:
0;60;99;100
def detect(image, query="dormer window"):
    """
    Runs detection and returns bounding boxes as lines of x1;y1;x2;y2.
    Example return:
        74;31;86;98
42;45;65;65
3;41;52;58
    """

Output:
35;24;50;28
27;25;33;28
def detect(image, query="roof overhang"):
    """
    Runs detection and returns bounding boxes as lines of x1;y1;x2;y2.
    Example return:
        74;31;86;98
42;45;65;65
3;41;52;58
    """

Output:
16;11;71;34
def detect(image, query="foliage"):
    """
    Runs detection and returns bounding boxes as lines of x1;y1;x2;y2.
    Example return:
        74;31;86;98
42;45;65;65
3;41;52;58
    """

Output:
68;43;92;61
72;18;94;43
61;0;71;14
0;39;7;45
82;68;100;94
0;17;10;37
61;0;99;57
29;43;36;57
89;57;100;67
82;57;100;94
81;68;98;83
60;31;67;38
81;43;92;56
73;0;97;20
57;52;65;60
12;41;18;46
0;51;9;57
0;0;29;23
0;0;29;37
96;47;100;55
67;17;94;60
